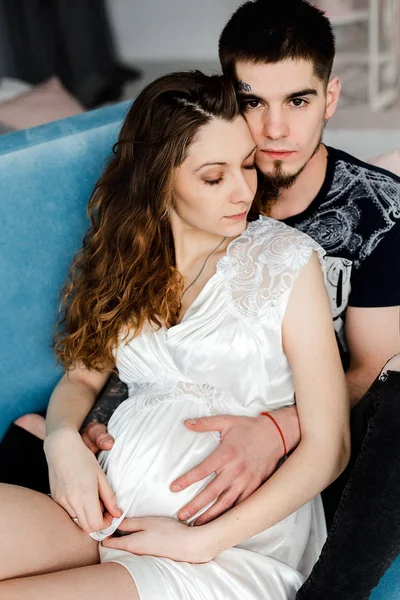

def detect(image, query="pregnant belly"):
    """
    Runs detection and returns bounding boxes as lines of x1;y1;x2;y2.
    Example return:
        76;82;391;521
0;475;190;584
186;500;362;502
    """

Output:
96;395;220;530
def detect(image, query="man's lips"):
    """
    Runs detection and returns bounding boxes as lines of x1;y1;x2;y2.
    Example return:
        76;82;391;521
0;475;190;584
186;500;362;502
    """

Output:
260;149;296;159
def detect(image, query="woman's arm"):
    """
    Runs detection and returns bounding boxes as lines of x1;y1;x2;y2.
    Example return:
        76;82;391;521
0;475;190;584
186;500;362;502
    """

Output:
201;252;350;556
46;364;111;436
44;365;122;533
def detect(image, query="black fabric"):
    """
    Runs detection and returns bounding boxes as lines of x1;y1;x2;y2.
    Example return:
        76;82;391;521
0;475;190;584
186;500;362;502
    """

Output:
349;218;400;307
0;423;49;494
283;146;400;364
1;0;140;107
297;370;400;599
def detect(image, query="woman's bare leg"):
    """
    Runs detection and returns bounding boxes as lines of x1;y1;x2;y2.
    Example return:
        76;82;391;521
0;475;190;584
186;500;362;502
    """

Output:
0;563;139;599
14;413;46;440
0;483;99;580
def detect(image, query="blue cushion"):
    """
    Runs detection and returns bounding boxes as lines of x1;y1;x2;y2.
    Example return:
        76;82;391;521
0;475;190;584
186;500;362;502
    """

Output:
370;555;400;599
0;100;130;441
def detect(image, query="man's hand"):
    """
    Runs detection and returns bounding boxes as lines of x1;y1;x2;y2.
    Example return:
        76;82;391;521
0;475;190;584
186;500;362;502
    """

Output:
81;422;115;454
80;372;128;454
170;407;300;526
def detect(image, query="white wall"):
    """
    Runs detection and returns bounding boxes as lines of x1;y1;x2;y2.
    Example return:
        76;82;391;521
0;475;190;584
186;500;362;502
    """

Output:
106;0;243;62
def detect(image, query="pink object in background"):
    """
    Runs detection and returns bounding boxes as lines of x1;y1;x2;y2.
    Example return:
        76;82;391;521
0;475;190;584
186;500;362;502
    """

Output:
0;76;84;130
314;0;356;17
368;150;400;177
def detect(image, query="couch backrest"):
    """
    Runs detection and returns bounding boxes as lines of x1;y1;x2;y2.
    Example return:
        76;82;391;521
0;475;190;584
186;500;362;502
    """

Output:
0;101;130;441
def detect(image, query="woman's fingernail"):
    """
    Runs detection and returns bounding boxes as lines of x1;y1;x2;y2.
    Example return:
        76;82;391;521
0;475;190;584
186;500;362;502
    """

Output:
171;484;181;492
179;511;189;520
185;419;197;425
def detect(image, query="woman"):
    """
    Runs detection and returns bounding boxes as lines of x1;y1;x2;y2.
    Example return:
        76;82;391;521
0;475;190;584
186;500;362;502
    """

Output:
0;71;349;599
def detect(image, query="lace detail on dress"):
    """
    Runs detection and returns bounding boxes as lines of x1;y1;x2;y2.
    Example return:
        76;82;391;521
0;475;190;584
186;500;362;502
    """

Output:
132;378;235;413
217;216;326;329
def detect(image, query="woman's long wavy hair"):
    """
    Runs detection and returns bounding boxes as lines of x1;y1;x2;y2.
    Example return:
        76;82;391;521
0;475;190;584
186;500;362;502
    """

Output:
54;71;241;371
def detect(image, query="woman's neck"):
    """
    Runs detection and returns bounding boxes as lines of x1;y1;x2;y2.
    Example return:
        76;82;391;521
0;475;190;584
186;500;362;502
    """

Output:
169;212;230;272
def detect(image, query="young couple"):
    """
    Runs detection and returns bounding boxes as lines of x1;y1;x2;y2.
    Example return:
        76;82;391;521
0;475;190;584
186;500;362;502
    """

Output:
1;1;399;598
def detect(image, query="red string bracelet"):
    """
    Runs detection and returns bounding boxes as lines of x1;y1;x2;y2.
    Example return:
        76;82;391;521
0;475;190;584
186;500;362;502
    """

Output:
260;411;287;456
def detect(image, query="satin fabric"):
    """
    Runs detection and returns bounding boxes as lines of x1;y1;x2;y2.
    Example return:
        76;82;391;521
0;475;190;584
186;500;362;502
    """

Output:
92;216;327;599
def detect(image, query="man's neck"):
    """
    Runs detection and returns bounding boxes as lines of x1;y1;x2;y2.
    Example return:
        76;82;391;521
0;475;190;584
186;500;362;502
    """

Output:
268;144;329;221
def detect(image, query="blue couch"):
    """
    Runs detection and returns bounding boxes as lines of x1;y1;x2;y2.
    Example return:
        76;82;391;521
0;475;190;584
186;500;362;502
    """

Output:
0;103;398;598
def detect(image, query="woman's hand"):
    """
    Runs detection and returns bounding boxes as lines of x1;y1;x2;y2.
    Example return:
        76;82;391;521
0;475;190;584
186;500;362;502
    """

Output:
44;427;121;533
102;516;215;564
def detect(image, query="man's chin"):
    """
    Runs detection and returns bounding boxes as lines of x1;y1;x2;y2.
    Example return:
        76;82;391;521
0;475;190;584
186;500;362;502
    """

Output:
261;164;305;191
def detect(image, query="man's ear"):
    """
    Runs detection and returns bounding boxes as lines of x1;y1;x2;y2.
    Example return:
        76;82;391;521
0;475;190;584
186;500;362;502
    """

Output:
325;76;341;121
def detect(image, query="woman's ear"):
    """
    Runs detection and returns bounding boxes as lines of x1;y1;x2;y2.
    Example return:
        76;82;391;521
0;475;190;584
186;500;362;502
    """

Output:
324;76;341;121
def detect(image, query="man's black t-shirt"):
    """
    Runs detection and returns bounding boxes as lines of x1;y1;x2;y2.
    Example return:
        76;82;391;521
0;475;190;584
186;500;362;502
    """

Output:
282;146;400;365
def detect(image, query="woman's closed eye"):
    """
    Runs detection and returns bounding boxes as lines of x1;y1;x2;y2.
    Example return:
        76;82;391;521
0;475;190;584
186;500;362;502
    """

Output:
205;177;223;186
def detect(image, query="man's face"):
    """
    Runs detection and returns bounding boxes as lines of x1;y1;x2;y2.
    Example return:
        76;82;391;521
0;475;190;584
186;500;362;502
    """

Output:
235;59;338;188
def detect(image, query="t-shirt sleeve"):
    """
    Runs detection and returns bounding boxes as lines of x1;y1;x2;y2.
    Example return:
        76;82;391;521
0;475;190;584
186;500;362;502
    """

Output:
349;219;400;307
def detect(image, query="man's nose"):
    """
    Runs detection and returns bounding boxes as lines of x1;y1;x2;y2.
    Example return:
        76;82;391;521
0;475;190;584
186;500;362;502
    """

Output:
263;108;289;141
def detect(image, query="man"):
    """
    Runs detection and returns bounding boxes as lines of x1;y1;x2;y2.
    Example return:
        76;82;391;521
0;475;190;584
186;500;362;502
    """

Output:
1;1;399;597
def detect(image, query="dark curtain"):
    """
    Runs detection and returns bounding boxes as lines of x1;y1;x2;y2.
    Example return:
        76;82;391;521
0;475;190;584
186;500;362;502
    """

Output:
1;0;140;107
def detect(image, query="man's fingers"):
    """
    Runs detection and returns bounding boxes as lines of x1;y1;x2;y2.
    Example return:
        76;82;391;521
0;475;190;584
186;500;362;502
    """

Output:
83;423;115;452
184;414;233;433
176;474;231;521
234;480;263;507
193;487;239;526
171;446;231;492
98;473;122;519
80;432;99;454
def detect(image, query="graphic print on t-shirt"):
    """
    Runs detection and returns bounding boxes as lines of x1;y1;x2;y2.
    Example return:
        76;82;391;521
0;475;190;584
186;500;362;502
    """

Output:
324;256;352;351
283;146;400;365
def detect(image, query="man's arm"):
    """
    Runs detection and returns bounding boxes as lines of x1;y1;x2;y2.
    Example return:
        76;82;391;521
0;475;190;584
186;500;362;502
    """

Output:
80;372;128;453
345;305;400;406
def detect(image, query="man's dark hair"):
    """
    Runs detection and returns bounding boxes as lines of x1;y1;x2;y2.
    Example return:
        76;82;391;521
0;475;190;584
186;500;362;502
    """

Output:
219;0;335;85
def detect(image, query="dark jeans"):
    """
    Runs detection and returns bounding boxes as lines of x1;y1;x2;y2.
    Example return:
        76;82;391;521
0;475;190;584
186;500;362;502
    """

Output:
0;370;399;599
297;368;400;600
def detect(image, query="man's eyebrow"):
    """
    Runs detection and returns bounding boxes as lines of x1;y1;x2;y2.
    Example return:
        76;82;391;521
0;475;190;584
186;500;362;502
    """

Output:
238;88;318;102
285;88;318;100
193;146;257;174
238;92;264;103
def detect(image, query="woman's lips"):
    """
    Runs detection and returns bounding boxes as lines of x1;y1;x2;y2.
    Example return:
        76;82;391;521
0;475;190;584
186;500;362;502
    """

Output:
225;211;247;221
261;150;296;160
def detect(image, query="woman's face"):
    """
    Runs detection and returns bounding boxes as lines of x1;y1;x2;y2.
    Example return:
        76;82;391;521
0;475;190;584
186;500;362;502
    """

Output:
171;115;258;239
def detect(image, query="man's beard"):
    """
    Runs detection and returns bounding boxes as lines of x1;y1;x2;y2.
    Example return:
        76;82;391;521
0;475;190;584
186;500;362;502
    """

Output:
256;130;324;216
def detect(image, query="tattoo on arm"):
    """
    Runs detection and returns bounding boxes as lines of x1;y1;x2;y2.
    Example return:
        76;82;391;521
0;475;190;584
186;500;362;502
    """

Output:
81;372;128;429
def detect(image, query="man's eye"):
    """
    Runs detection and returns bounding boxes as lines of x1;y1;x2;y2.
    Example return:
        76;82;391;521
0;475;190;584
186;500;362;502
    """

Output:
242;99;260;110
290;98;307;108
205;178;223;186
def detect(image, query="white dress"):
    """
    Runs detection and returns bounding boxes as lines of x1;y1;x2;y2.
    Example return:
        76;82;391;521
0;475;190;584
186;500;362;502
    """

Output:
92;216;327;600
